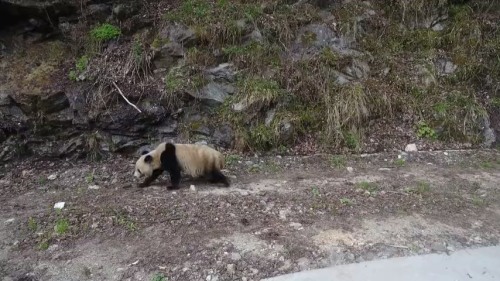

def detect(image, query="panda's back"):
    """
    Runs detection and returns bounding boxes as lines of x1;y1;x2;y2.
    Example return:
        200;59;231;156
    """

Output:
174;144;223;177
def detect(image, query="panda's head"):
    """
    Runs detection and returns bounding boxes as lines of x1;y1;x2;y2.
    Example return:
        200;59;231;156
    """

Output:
134;150;155;178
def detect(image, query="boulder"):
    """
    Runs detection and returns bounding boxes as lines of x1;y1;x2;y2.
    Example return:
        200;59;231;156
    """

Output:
212;124;234;148
113;3;139;20
191;82;236;106
158;24;197;47
206;63;236;83
38;91;69;114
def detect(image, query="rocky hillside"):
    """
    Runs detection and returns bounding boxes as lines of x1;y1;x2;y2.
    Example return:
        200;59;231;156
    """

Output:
0;0;499;161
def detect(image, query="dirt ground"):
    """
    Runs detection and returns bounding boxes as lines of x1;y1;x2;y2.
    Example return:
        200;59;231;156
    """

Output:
1;149;499;281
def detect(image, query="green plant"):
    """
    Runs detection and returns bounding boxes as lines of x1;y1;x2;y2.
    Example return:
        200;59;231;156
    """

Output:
225;154;241;165
90;23;121;42
471;195;486;206
340;198;354;206
357;181;378;193
416;121;437;139
28;217;38;232
85;172;94;184
311;186;321;197
395;158;406;167
329;155;347;169
76;55;89;72
38;240;50;251
115;213;137;232
151;273;167;281
54;218;70;235
407;181;431;195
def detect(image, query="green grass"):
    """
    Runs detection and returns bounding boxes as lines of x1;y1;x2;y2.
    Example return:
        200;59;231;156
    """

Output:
395;158;406;167
357;181;378;193
151;273;168;281
311;186;321;197
329;155;347;169
85;172;94;184
416;121;437;139
406;181;431;195
54;218;70;235
90;23;121;42
339;198;354;206
225;154;241;166
28;217;38;232
38;240;50;251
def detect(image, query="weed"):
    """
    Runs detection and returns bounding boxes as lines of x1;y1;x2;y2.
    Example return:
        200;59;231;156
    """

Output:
340;198;354;206
471;195;486;206
90;23;121;42
151;273;167;281
277;145;288;155
416;121;437;139
239;77;284;108
85;172;94;184
164;0;262;46
38;240;50;251
357;181;378;193
479;161;495;169
492;97;500;108
76;55;89;72
54;218;70;235
39;177;47;185
329;155;347;169
344;130;361;151
225;154;241;166
395;158;406;167
407;181;431;195
311;186;321;197
115;213;137;232
248;165;261;173
263;161;281;173
28;217;38;232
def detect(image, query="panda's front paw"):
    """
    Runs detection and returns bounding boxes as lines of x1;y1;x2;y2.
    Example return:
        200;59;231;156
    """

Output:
167;185;180;190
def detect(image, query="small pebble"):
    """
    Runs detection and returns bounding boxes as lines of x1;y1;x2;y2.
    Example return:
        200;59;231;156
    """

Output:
54;202;65;209
190;185;196;192
48;174;57;180
346;167;354;173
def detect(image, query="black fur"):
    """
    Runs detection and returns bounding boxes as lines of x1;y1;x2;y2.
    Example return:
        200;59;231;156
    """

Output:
161;143;182;190
210;170;230;187
138;169;163;188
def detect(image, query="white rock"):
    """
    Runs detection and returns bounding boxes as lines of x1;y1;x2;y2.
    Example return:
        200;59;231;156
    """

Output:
88;185;100;190
4;218;14;224
405;143;418;152
48;174;57;180
346;167;354;173
54;202;65;209
227;264;235;274
190;185;196;192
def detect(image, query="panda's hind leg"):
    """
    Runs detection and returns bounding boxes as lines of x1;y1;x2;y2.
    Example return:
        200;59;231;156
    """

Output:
209;170;230;187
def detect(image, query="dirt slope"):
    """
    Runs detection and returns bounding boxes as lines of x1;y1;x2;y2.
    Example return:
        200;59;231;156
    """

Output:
1;149;499;281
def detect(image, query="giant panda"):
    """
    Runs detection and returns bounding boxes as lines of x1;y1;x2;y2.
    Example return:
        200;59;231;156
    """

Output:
133;142;230;190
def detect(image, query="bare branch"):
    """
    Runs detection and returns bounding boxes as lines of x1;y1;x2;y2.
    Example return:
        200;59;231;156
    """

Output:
112;82;142;113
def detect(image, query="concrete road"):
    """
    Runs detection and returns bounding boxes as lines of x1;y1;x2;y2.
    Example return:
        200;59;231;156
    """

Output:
264;245;500;281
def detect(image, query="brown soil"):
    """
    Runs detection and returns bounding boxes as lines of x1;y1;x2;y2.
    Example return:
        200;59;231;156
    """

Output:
1;149;500;281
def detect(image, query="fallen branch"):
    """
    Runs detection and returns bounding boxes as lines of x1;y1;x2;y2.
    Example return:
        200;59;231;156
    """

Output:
112;81;142;113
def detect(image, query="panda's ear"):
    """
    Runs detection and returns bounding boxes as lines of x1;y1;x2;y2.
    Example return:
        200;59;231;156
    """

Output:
144;155;153;163
141;150;150;155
